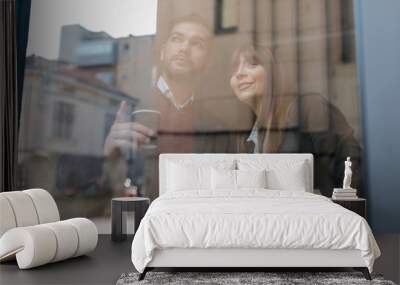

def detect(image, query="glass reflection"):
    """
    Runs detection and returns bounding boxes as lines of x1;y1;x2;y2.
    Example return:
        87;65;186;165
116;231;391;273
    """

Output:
18;0;362;219
229;45;361;196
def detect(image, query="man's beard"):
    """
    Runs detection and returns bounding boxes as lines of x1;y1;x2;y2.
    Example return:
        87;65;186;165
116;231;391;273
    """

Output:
162;60;201;83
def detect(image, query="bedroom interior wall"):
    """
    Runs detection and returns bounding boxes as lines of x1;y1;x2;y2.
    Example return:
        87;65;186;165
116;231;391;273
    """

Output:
354;0;400;282
354;0;400;233
20;0;365;215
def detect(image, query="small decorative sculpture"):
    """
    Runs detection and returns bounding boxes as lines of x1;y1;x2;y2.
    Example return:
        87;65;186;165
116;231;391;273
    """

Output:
342;157;353;189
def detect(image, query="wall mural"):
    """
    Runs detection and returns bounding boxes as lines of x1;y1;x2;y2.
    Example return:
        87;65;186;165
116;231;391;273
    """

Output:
18;0;362;218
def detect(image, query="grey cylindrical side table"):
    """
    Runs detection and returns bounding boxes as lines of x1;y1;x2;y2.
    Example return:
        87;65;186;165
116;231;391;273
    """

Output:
111;197;150;242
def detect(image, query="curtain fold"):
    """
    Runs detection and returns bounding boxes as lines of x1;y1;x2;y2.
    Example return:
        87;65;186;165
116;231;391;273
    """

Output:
1;0;18;192
0;0;30;192
16;0;31;126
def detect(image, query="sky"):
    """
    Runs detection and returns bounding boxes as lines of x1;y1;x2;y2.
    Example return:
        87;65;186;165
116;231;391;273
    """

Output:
26;0;158;59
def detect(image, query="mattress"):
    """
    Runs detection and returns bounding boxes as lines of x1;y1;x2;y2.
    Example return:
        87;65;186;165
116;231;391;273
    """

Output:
131;190;380;273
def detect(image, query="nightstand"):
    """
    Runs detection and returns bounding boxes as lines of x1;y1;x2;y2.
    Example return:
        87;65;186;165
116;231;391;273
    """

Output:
331;198;366;218
111;197;150;242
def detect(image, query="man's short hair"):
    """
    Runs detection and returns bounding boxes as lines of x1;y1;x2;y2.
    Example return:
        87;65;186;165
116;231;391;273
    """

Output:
169;14;212;38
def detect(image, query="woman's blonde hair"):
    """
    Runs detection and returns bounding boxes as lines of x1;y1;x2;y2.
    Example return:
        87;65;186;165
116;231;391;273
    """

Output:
231;45;293;152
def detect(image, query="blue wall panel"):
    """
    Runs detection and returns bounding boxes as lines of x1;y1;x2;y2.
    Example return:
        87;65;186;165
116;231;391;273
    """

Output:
355;0;400;233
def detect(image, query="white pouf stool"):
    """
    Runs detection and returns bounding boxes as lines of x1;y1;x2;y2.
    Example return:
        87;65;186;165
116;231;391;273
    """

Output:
0;189;98;269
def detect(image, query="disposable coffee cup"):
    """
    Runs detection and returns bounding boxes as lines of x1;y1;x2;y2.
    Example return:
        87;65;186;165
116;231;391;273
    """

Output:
131;109;160;149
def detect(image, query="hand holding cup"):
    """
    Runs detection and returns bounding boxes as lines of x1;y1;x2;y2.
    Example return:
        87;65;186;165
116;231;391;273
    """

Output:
104;101;156;156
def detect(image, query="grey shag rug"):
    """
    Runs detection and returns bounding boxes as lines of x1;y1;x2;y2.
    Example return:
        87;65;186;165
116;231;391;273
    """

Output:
116;271;396;285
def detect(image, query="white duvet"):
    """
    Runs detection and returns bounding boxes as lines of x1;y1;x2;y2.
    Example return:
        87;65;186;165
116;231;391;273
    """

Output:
131;190;380;273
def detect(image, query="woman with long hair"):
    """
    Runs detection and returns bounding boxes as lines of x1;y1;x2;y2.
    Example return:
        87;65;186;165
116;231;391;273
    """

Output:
230;45;297;153
229;45;362;197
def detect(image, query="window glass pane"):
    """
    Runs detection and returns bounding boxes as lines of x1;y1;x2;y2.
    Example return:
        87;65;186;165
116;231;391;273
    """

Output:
19;0;362;227
222;0;239;29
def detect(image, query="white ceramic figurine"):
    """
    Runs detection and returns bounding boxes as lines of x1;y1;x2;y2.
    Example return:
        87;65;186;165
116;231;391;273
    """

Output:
343;157;353;189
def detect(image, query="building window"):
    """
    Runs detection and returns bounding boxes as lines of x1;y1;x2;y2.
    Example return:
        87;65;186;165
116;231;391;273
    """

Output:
215;0;239;34
96;72;115;85
340;0;355;63
52;101;75;140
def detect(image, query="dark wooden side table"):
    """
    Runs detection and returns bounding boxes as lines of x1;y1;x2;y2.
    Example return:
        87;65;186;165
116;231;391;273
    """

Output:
331;198;367;218
111;197;150;242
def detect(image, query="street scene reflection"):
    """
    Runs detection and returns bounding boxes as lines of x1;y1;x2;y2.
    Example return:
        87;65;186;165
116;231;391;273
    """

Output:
18;0;361;218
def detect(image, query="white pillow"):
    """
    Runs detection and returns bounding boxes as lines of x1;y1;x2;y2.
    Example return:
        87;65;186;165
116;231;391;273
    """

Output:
167;162;211;191
211;169;268;190
237;169;267;188
238;159;308;191
211;168;236;190
166;160;236;192
266;164;307;191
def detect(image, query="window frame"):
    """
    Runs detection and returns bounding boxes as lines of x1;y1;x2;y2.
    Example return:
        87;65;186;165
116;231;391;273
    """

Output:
214;0;239;35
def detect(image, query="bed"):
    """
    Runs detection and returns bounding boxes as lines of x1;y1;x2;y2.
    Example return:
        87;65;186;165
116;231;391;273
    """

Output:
131;154;380;280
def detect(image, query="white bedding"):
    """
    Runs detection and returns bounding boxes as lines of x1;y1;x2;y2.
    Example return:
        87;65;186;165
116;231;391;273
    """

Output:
131;190;380;273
